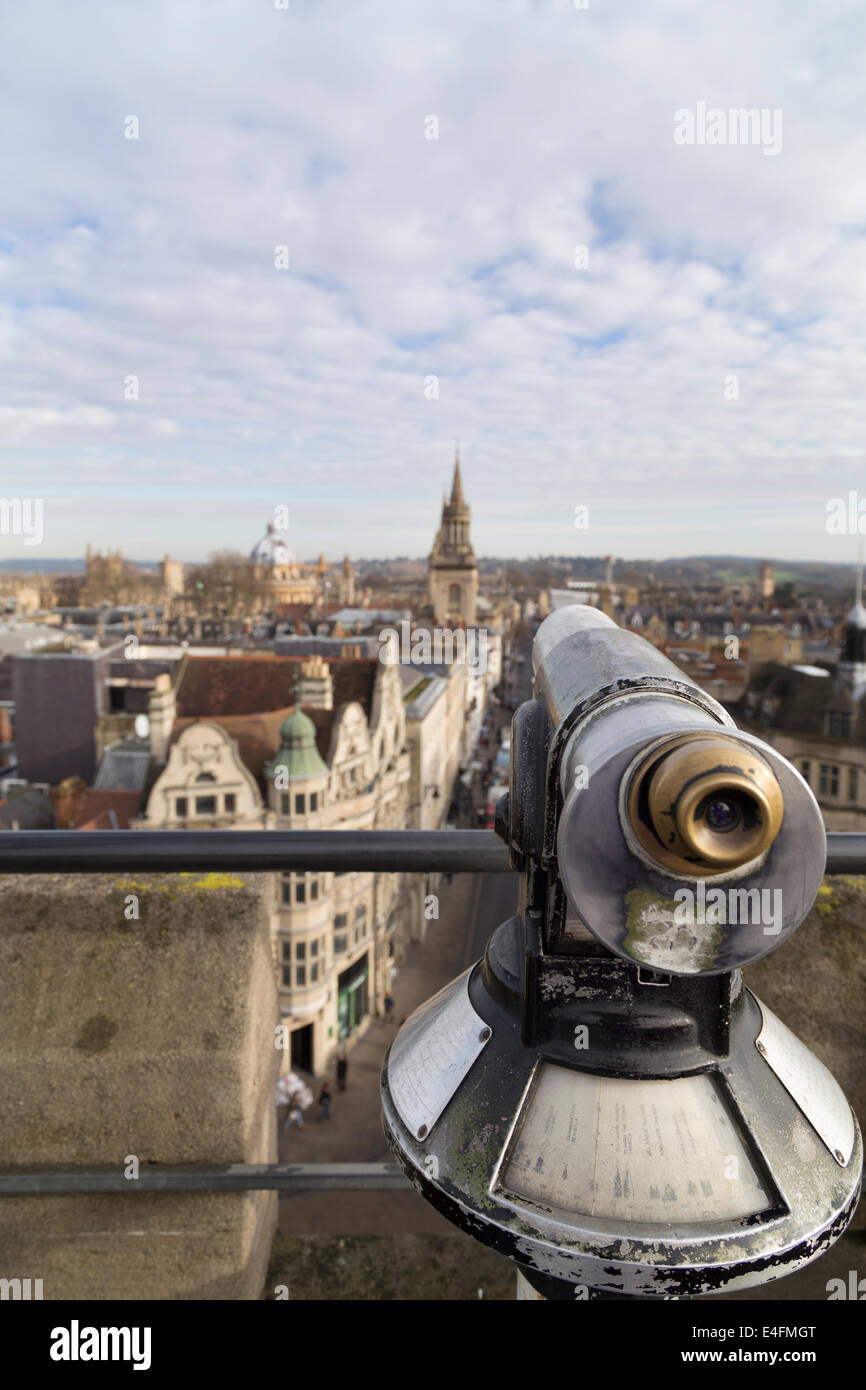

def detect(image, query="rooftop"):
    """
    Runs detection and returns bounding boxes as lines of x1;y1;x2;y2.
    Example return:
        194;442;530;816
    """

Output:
176;654;379;722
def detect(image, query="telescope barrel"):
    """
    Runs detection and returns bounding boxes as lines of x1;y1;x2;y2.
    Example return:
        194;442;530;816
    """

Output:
381;605;862;1302
532;604;731;738
533;607;827;974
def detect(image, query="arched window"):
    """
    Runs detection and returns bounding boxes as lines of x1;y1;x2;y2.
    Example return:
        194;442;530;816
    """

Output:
449;582;461;609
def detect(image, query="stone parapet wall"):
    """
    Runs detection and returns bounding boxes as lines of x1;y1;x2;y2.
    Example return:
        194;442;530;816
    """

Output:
0;870;279;1299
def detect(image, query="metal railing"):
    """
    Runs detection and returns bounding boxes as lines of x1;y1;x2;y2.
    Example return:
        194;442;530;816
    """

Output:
0;827;863;874
0;1164;409;1195
0;826;863;1198
0;828;510;874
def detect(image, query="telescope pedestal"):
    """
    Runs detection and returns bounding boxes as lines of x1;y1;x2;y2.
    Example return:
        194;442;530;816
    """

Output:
382;916;861;1299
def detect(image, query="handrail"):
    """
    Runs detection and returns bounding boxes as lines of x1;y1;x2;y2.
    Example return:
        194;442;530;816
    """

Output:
0;829;511;873
0;1163;409;1194
0;828;861;874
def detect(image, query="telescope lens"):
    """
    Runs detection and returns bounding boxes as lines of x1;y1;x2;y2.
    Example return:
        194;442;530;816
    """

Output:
703;796;742;834
626;734;784;873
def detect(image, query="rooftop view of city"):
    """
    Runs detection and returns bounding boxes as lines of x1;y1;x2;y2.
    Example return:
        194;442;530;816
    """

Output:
0;0;864;1356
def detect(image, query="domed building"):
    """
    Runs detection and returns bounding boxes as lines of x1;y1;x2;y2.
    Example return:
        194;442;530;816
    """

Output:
265;708;329;803
250;523;296;571
249;521;324;608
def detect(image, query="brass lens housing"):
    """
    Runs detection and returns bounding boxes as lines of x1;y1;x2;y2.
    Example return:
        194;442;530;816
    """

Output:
627;733;784;876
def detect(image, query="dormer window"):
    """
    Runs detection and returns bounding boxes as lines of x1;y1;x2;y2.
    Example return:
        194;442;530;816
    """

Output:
827;710;852;739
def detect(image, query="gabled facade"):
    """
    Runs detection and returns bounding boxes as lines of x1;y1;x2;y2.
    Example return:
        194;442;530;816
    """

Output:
134;653;409;1076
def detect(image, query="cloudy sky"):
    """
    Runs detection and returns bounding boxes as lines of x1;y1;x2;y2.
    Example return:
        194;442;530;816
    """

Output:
1;0;865;566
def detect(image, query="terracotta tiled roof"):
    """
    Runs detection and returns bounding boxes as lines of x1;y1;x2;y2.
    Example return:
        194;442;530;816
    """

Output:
75;788;143;830
168;656;381;788
330;660;378;718
175;654;378;721
176;655;298;718
272;602;317;623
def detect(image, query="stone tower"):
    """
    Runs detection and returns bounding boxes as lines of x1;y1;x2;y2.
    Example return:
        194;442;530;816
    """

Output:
339;554;355;607
758;561;775;605
428;452;478;625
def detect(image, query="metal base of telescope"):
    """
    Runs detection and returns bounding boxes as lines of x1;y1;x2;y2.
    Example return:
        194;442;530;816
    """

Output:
381;916;862;1299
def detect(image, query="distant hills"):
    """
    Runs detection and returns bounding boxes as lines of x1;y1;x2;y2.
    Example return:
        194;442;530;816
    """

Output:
0;558;89;572
0;553;858;590
479;554;860;592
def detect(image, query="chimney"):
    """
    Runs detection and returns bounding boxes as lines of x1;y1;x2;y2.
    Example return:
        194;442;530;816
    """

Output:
296;656;333;710
148;673;176;762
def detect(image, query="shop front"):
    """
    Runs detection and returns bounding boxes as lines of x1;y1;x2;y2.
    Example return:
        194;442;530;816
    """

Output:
337;953;369;1041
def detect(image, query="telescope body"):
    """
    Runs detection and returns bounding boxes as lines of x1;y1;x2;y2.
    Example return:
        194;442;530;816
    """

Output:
382;607;861;1298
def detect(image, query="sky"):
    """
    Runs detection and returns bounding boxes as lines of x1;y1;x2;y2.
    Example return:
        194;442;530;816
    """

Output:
1;0;865;566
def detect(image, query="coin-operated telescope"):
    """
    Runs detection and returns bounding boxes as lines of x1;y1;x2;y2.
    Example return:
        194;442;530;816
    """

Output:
381;607;861;1298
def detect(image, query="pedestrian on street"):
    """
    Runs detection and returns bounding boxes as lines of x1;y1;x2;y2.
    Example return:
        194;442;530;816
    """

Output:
317;1082;332;1120
384;991;395;1021
336;1049;348;1092
284;1104;304;1131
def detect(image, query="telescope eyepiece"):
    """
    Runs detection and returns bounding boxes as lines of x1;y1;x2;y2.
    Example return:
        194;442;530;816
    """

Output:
627;732;784;875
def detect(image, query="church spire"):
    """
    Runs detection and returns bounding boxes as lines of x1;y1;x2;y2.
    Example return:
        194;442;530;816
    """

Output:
450;448;465;508
428;449;477;625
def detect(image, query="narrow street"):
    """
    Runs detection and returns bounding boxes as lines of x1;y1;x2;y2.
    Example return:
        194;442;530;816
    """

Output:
277;868;495;1236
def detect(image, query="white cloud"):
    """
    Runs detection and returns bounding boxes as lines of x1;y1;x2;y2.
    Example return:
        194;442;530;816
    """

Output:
0;0;864;561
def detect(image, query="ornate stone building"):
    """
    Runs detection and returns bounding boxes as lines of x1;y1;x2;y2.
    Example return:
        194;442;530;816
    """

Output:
428;454;478;626
134;652;409;1075
249;522;324;609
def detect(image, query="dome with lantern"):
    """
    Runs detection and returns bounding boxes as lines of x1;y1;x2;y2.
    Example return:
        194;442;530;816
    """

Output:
266;708;328;782
250;522;296;569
